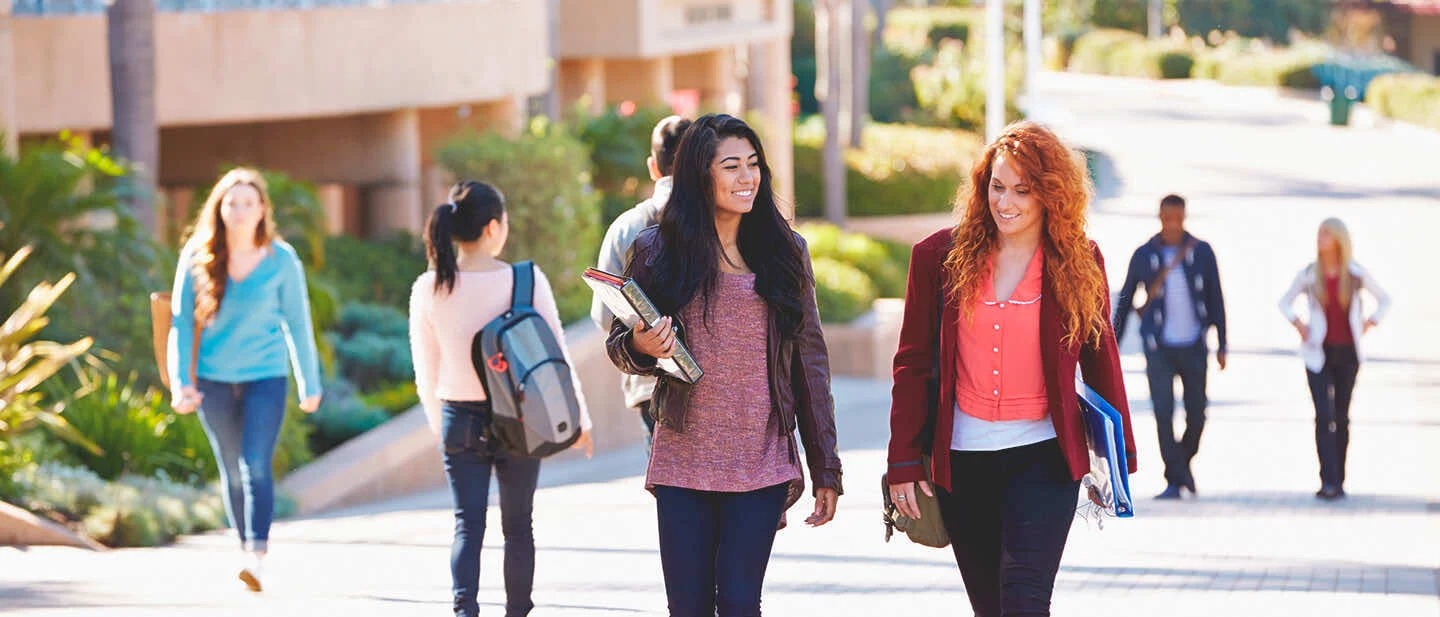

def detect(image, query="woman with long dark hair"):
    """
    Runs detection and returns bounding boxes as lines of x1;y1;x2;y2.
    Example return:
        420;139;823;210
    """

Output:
408;181;593;617
606;113;842;616
886;121;1136;616
168;167;323;592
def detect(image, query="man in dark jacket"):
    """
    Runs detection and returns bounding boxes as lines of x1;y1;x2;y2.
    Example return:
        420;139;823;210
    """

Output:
590;115;691;451
1115;194;1227;500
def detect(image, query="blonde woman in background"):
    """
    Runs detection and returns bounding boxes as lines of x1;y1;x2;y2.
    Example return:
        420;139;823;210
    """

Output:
1279;218;1391;501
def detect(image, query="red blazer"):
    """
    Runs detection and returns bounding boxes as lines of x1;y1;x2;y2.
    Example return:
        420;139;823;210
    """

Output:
887;228;1138;490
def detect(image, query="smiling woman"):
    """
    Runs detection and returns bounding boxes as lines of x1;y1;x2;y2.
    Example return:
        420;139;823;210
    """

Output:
604;113;843;616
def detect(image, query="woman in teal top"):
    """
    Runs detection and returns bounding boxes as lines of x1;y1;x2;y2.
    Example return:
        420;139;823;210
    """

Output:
168;168;323;593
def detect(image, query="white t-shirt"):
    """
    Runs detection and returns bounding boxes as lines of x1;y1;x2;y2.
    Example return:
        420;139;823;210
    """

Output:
950;401;1057;451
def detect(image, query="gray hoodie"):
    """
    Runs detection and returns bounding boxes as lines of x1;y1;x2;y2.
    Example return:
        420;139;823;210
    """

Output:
589;177;670;408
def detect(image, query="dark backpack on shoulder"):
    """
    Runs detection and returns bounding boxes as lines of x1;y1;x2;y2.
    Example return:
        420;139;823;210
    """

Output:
472;262;583;459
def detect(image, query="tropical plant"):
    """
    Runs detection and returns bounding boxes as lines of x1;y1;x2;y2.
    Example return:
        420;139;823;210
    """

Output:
0;238;102;469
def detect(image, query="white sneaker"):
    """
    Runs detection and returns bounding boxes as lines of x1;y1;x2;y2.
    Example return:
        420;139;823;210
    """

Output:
238;555;264;592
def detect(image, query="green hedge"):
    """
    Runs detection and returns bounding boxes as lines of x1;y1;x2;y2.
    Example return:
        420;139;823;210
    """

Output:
436;122;602;325
810;257;877;324
1366;73;1440;131
798;222;909;299
1068;29;1147;75
883;7;981;59
793;120;979;219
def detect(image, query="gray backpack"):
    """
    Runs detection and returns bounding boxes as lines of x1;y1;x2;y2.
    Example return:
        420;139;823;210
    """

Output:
471;262;583;458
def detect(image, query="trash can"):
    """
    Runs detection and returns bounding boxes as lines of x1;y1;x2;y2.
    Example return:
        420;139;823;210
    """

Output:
1323;85;1357;127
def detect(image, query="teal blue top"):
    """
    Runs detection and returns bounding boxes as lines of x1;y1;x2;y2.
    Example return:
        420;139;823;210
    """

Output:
168;239;323;399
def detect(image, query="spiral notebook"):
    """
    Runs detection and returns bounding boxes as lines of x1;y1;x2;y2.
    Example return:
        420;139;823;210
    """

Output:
582;268;703;385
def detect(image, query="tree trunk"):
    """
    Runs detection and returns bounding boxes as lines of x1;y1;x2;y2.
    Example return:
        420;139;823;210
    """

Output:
850;0;870;149
815;0;846;226
544;0;561;120
106;0;159;234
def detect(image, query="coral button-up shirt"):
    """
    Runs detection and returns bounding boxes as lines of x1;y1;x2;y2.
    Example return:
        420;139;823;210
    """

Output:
955;248;1049;422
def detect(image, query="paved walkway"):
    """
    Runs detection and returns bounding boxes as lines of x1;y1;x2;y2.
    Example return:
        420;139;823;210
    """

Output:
3;73;1438;616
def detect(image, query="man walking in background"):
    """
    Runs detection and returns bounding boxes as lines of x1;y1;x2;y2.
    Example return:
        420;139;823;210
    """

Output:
1115;194;1228;500
590;115;692;452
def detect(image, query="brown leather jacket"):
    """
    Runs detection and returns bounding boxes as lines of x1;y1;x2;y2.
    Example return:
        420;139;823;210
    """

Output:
605;227;844;499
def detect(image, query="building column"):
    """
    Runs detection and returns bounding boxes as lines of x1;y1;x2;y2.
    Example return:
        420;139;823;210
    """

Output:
702;48;742;115
0;0;17;157
560;58;607;117
480;95;526;138
749;37;795;217
367;108;424;237
607;56;674;107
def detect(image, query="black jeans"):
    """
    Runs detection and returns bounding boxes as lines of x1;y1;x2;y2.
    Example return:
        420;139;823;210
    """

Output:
654;483;789;617
1144;340;1209;487
1306;345;1360;489
441;401;542;617
939;440;1081;617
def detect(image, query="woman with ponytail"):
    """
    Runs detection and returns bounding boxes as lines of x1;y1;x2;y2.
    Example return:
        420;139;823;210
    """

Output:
408;181;593;617
168;167;323;592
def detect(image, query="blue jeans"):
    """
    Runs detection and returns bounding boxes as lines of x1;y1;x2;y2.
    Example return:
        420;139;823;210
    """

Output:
654;483;789;617
194;376;288;552
1145;340;1209;487
442;401;542;617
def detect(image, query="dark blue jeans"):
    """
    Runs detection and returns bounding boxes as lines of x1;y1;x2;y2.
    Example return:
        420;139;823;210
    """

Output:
442;400;542;617
1145;340;1209;487
1307;345;1359;489
194;376;288;552
654;483;789;617
939;439;1081;617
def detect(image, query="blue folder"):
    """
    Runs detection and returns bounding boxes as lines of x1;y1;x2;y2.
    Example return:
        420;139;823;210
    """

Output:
1077;383;1134;518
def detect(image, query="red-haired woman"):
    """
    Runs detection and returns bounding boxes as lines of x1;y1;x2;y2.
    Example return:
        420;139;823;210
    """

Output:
886;121;1136;616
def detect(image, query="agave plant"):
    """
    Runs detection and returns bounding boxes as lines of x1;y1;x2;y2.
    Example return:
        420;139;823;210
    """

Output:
0;237;102;456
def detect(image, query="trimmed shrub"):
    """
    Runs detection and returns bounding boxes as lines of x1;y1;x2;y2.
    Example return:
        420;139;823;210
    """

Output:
928;23;970;47
569;105;674;226
1158;51;1197;79
1366;73;1440;131
799;223;909;299
328;303;413;386
884;7;982;59
793;120;978;219
1069;29;1147;75
361;381;421;416
869;48;926;124
305;233;426;312
811;257;877;323
11;463;227;548
436;122;602;325
308;378;391;454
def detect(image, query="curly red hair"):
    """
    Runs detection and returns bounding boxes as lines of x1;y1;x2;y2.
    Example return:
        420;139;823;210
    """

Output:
944;121;1107;347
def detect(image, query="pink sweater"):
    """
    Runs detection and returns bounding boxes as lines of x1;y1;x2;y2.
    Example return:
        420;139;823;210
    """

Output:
645;272;802;492
408;266;591;435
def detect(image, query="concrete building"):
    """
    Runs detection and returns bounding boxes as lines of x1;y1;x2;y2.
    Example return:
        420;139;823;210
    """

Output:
1381;1;1440;75
556;0;795;207
1;0;798;236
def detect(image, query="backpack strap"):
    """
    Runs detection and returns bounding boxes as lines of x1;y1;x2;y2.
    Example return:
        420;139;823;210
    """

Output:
511;261;536;310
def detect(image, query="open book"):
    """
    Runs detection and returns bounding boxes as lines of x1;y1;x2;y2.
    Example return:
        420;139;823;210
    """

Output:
582;268;704;385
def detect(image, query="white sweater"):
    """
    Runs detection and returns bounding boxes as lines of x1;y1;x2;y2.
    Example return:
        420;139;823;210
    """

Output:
1278;261;1391;373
